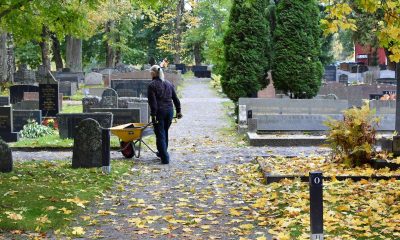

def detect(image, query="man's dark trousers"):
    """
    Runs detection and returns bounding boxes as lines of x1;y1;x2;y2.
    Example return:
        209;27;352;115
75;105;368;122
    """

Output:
154;108;174;164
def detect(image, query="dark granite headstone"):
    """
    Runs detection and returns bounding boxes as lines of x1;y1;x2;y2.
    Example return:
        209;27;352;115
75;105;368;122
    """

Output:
0;96;9;106
338;74;349;85
110;79;151;98
192;66;208;72
0;139;12;172
194;70;211;78
39;83;59;117
10;85;39;104
14;64;36;84
82;96;101;113
100;88;118;108
13;100;39;110
175;64;187;74
56;70;84;86
72;118;102;168
0;106;18;142
87;108;140;126
323;65;337;81
57;113;113;139
59;81;77;96
13;110;42;132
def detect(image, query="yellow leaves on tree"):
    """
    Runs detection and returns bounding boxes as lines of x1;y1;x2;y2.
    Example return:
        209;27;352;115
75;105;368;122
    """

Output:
322;0;400;62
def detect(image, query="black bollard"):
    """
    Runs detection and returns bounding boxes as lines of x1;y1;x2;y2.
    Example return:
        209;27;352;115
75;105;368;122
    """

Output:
102;128;111;174
310;171;324;239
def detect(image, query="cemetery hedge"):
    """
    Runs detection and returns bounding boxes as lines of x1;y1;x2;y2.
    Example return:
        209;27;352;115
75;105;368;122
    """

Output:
221;0;270;102
272;0;323;99
0;160;132;233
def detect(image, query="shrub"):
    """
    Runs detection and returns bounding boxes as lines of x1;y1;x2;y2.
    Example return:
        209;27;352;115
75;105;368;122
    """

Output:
324;104;379;167
19;119;55;138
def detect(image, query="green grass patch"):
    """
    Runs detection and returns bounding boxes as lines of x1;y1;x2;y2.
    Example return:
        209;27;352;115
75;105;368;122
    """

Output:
0;160;132;232
61;104;82;113
219;101;247;147
10;134;121;148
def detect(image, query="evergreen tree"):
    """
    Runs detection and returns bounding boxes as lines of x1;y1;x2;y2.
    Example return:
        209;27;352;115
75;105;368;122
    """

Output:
272;0;323;99
221;0;270;102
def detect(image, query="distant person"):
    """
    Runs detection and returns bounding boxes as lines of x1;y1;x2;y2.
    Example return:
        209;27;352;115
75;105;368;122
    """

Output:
148;57;156;66
160;58;169;68
148;65;182;164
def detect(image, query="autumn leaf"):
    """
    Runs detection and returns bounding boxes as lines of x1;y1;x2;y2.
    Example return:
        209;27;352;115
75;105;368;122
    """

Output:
5;212;23;221
71;226;85;236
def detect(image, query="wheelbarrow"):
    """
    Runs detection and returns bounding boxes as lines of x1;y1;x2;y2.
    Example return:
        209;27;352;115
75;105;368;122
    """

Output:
110;122;157;158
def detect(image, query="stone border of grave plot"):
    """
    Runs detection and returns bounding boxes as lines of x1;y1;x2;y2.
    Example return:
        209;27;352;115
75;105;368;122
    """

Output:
256;156;400;184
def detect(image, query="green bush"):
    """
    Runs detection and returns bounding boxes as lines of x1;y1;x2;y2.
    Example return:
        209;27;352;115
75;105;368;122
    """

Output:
221;0;270;102
324;104;379;167
19;119;55;138
272;0;323;99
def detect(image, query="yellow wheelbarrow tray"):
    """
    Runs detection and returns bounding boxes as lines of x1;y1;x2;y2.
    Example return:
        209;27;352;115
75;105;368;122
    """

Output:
110;122;156;158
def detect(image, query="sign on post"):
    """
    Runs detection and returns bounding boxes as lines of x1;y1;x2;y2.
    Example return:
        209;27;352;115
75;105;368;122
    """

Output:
310;171;324;240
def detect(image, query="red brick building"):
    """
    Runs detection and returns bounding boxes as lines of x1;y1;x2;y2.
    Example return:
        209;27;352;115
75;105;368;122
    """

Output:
354;43;387;65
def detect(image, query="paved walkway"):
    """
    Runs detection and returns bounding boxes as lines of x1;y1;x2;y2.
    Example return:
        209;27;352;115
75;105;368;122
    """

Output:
57;78;325;240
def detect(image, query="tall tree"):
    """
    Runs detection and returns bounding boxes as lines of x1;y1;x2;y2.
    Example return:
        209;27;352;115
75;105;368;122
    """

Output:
221;0;270;102
0;31;7;83
272;0;322;99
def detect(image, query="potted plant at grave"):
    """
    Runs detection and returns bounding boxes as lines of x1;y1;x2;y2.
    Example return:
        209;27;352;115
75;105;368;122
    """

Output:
20;119;55;138
324;103;380;167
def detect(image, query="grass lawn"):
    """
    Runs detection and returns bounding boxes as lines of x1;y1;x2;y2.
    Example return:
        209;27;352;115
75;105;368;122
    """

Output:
61;104;82;113
0;160;132;233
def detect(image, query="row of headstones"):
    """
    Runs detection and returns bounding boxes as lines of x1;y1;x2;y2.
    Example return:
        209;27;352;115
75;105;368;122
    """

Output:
238;98;397;132
192;66;211;78
0;118;109;173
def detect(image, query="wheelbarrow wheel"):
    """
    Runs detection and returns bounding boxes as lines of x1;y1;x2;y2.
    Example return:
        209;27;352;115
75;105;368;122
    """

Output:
120;141;134;158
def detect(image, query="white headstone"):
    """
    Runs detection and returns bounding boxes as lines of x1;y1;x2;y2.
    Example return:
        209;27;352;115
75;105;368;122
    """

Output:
85;72;103;85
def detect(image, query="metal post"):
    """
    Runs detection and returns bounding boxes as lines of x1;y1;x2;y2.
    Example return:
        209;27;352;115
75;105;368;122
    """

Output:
102;128;111;174
310;171;323;240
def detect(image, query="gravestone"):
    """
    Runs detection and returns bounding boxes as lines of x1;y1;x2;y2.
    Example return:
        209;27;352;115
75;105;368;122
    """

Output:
56;69;84;86
0;106;18;142
238;105;247;125
57;113;113;139
87;108;140;126
175;64;187;74
82;96;101;113
13;64;36;84
85;72;103;85
59;93;63;111
338;74;349;85
9;85;39;104
39;83;59;117
13;100;39;110
111;79;151;98
23;92;39;101
376;78;396;85
256;115;342;132
72;118;102;168
323;66;337;81
118;97;148;108
0;139;12;172
128;102;149;123
59;81;77;96
0;96;9;106
100;88;118;108
13;110;42;132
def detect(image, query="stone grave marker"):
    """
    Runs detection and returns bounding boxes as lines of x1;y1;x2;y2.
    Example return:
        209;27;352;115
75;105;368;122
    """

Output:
0;96;9;106
323;65;337;81
376;78;396;85
82;96;101;112
72;118;102;168
88;88;106;97
175;64;187;74
100;88;118;108
128;102;149;123
87;108;140;126
13;110;42;132
0;106;18;142
85;72;103;85
0;139;12;172
57;113;113;139
338;74;349;85
111;79;151;98
39;83;59;117
56;68;84;85
23;92;39;101
14;64;36;84
238;105;247;125
59;81;77;96
118;97;148;108
13;100;39;110
10;85;39;104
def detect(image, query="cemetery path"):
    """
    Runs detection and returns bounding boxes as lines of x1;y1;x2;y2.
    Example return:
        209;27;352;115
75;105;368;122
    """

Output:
65;78;327;240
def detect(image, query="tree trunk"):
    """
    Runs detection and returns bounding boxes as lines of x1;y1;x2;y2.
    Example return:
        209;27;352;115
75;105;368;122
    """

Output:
66;36;82;72
51;33;63;70
6;34;15;82
395;62;400;132
105;21;115;68
115;33;121;66
0;31;7;83
39;26;51;71
173;0;184;64
194;42;202;66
